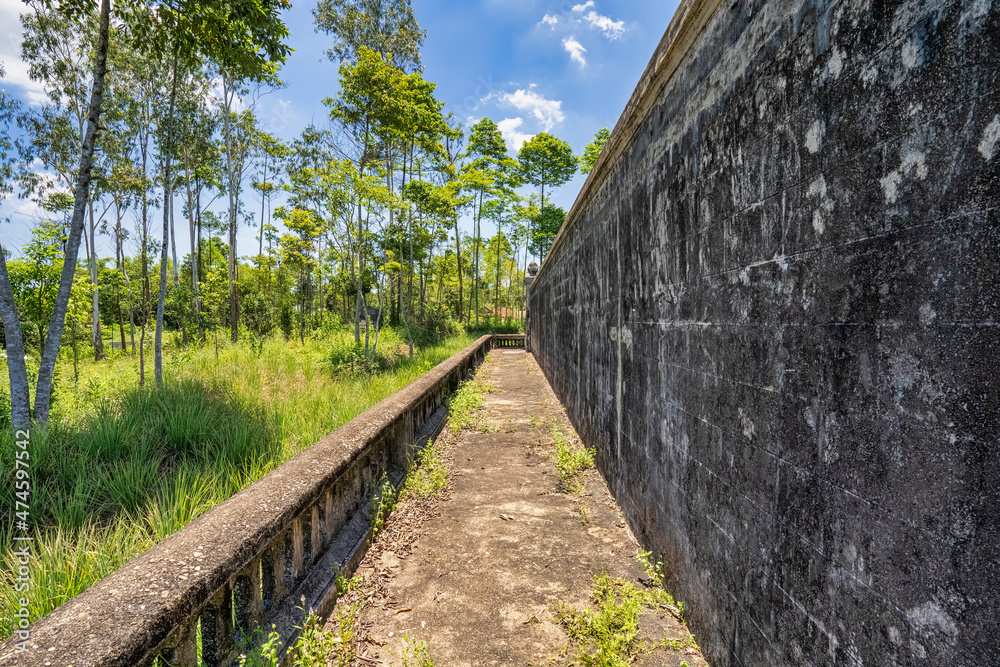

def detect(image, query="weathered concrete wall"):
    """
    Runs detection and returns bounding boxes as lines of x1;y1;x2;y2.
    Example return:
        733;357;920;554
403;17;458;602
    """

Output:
529;0;999;665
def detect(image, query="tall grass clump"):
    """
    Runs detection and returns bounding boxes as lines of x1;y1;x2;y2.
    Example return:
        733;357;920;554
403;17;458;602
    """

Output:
0;328;474;640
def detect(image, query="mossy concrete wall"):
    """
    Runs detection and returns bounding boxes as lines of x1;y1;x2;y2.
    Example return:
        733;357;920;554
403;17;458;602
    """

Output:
529;0;999;664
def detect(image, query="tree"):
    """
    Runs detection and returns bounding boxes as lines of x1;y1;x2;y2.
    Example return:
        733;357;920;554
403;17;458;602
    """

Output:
530;203;566;261
21;4;108;362
580;127;609;175
0;62;31;428
517;132;578;210
23;0;112;425
313;0;426;72
128;0;292;380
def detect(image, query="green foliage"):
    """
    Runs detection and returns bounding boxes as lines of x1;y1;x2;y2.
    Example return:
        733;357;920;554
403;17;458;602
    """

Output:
402;632;435;666
370;472;399;536
0;330;474;640
551;420;595;493
402;440;449;501
517;132;579;207
448;378;485;431
580;127;610;175
556;573;693;667
530;204;566;261
238;625;283;667
292;612;340;667
313;0;426;71
636;550;665;588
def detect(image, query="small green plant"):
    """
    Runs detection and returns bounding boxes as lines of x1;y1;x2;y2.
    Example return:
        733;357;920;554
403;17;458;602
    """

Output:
448;378;484;430
332;564;362;597
401;632;435;667
402;441;450;501
237;625;283;667
292;612;340;667
636;550;665;588
551;420;595;493
555;573;692;667
371;473;399;537
680;662;690;667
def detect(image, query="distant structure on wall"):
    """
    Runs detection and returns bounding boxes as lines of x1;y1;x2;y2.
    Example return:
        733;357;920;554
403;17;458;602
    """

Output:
529;0;999;665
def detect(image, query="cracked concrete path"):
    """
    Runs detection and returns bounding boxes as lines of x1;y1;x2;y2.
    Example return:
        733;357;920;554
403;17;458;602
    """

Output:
346;350;708;666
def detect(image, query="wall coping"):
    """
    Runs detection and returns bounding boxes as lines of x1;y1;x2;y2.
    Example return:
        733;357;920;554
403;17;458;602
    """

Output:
532;0;724;288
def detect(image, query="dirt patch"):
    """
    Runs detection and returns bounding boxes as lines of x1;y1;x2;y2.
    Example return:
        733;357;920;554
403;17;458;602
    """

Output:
327;350;709;666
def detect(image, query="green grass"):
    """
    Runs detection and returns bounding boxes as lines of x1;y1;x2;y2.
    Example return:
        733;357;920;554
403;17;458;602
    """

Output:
447;377;486;432
0;327;474;640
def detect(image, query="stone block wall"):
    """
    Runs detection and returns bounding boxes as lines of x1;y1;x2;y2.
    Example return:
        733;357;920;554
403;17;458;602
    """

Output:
529;0;999;664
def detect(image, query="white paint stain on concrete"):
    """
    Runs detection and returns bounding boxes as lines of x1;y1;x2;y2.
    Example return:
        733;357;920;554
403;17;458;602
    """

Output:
808;175;834;235
827;47;844;78
806;119;825;154
901;37;922;69
919;303;937;326
978;115;1000;161
907;601;959;640
880;170;903;204
902;149;928;179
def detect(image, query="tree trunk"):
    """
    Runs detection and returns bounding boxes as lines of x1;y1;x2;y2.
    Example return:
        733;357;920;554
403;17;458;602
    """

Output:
454;216;463;322
114;210;127;351
494;231;502;320
155;51;180;387
88;200;104;360
474;190;482;325
223;76;239;344
32;0;111;425
0;245;31;428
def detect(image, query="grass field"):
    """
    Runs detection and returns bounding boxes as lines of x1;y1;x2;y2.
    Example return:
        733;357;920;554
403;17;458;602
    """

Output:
0;326;475;640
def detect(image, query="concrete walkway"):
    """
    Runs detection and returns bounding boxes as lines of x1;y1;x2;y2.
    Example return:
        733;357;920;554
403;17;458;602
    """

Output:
338;349;708;666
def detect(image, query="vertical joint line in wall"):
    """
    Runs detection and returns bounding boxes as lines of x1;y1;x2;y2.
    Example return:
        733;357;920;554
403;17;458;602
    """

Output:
615;215;623;461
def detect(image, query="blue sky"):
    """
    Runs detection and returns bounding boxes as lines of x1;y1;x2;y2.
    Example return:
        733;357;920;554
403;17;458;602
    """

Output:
0;0;680;260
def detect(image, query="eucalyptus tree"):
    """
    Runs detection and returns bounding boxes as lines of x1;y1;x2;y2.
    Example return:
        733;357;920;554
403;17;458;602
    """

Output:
21;3;108;361
175;82;221;342
580;127;610;175
517;132;578;211
463;117;520;324
253;132;289;257
0;64;32;428
126;0;291;380
313;0;425;72
325;47;401;341
5;0;114;425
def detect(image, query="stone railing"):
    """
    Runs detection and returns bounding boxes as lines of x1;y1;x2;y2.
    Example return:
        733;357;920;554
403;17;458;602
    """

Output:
0;336;495;667
489;334;525;349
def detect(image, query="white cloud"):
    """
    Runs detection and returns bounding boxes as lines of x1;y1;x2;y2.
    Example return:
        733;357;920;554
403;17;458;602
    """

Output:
563;37;587;68
497;117;533;152
499;88;565;132
583;10;626;39
572;1;594;12
540;13;558;26
0;0;47;106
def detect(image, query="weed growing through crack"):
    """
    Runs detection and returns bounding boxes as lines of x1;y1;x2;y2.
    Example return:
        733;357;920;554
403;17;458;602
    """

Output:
236;625;283;667
551;420;595;494
555;572;697;667
401;632;435;666
402;440;450;501
371;473;399;537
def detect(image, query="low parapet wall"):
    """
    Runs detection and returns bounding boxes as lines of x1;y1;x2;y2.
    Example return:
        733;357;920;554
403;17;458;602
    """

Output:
0;335;502;667
529;0;999;665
